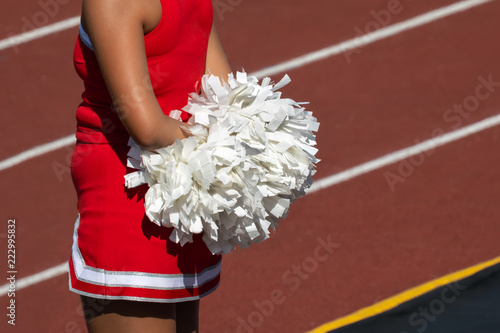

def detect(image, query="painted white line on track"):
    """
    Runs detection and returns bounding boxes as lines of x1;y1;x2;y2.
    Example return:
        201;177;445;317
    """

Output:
251;0;493;78
0;0;491;53
1;113;500;296
0;263;69;296
0;0;493;171
0;135;75;172
307;113;500;193
0;16;80;51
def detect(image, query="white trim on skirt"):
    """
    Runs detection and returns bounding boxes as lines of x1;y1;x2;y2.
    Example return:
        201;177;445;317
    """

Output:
71;215;222;290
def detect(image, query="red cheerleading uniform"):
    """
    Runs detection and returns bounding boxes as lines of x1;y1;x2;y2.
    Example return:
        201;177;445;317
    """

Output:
68;0;222;302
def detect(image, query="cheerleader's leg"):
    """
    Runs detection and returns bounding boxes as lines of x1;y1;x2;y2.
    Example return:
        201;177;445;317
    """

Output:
175;300;200;333
81;296;177;333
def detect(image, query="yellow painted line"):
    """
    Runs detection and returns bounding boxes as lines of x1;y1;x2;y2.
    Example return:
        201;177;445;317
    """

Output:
307;256;500;333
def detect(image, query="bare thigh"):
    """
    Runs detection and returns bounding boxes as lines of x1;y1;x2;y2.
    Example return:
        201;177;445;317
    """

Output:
176;300;200;333
80;295;180;333
80;296;200;333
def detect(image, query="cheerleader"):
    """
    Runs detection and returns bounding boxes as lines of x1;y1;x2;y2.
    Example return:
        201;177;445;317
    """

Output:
69;0;231;332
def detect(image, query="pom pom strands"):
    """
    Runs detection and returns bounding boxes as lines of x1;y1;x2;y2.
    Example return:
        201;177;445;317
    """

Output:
125;72;319;254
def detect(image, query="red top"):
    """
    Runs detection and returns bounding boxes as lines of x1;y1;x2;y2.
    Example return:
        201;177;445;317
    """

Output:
73;0;213;144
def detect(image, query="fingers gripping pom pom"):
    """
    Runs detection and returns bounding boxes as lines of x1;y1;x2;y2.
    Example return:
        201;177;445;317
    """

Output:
124;72;319;254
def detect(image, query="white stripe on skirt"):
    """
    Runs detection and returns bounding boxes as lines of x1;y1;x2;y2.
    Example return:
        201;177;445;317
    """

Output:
71;215;222;290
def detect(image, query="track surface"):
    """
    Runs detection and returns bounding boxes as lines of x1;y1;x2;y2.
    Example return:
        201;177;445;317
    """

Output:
1;0;499;332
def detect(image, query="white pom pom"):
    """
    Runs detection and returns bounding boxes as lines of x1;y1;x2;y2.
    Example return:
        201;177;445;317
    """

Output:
124;72;320;254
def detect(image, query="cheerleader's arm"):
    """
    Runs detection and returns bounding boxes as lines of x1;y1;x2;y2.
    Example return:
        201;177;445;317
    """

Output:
81;0;190;150
205;22;232;83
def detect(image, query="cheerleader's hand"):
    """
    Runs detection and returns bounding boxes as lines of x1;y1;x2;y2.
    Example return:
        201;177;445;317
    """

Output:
125;72;320;254
177;123;193;140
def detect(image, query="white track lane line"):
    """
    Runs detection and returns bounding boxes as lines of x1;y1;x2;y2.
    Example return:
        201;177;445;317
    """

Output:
0;135;75;171
0;263;68;296
1;113;500;296
252;0;493;78
0;17;80;51
0;0;493;171
0;0;491;53
307;113;500;193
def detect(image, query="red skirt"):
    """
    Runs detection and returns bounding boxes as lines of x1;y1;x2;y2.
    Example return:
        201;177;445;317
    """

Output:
68;142;221;302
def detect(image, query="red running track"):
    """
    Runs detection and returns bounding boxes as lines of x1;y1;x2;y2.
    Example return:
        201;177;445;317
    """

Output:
1;0;499;332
